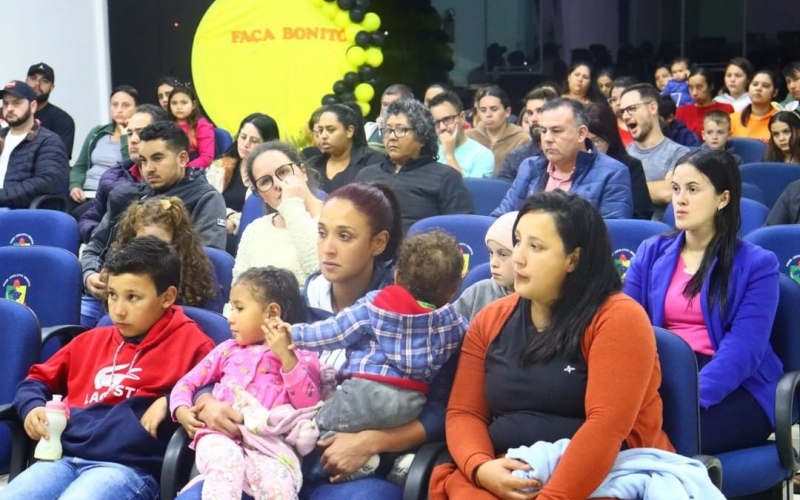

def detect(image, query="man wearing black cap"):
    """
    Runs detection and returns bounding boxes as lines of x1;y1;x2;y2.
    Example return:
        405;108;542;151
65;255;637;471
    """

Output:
26;62;76;159
0;80;69;208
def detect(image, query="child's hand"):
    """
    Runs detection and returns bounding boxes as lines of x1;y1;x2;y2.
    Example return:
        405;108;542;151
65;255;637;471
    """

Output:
23;406;49;441
263;318;297;371
175;404;206;439
140;396;168;438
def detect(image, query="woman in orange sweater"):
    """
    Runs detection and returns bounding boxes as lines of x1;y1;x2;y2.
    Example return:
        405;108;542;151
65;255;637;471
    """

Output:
430;190;673;500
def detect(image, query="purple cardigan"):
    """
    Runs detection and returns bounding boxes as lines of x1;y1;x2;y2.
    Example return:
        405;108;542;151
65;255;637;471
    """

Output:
78;159;139;243
624;232;782;425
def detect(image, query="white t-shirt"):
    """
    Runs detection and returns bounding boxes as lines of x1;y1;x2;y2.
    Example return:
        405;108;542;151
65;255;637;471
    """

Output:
0;132;27;189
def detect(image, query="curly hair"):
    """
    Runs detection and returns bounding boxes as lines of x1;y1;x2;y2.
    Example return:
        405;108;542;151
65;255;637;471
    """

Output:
381;99;439;158
395;229;463;308
234;266;305;325
111;196;217;306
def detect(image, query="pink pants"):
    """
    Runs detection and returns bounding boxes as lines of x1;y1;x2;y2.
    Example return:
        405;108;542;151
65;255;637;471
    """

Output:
195;433;299;500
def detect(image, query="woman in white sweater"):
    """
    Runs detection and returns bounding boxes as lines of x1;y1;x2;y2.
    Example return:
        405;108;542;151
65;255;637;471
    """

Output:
232;141;323;299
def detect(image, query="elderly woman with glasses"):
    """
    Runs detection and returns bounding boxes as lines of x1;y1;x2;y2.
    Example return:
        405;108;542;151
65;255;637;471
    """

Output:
230;140;322;296
356;99;474;234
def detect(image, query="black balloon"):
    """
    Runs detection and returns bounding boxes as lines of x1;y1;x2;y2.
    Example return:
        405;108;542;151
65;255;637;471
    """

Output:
371;32;386;47
339;91;356;103
337;0;354;8
333;80;348;95
354;0;370;8
322;94;339;105
358;65;376;80
349;8;365;23
343;71;361;88
355;31;372;48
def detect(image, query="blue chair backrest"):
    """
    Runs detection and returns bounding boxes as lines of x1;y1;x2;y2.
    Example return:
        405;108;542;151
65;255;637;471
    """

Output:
203;247;235;309
97;306;231;345
742;182;767;205
664;198;768;237
744;225;800;284
740;162;800;209
0;209;80;256
654;327;700;457
727;138;767;164
463;178;511;217
0;247;81;327
407;215;495;275
213;128;233;159
236;195;265;249
604;219;671;279
456;262;492;299
770;275;800;374
0;300;40;473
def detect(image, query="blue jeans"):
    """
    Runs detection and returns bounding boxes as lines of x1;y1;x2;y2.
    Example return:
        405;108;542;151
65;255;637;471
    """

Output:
80;294;104;328
0;456;158;500
176;477;401;500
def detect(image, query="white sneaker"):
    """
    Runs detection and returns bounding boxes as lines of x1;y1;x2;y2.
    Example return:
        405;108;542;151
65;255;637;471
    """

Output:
387;453;415;485
341;454;381;481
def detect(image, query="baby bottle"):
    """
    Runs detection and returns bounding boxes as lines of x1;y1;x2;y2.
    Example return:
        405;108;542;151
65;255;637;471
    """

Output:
33;395;68;460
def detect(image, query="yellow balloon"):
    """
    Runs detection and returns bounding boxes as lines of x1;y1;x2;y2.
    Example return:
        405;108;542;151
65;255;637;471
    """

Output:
358;101;370;116
354;83;375;102
362;12;381;32
321;2;338;19
334;11;350;28
365;47;383;67
309;0;323;5
345;24;361;42
347;46;366;66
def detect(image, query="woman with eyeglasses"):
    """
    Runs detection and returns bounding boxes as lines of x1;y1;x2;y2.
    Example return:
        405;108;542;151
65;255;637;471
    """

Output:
207;113;280;254
306;103;383;194
356;99;474;234
231;140;322;291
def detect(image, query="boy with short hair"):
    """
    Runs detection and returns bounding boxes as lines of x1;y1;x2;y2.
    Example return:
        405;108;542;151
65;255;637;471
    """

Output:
701;111;744;165
0;236;215;500
658;95;700;147
662;57;694;107
270;229;469;481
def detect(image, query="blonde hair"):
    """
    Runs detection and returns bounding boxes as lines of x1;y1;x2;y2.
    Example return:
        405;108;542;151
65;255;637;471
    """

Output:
112;196;217;306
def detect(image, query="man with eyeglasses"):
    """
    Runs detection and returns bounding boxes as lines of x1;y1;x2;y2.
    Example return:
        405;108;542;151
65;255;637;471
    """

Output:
491;98;633;219
428;91;494;178
80;121;226;327
497;87;558;182
620;83;690;221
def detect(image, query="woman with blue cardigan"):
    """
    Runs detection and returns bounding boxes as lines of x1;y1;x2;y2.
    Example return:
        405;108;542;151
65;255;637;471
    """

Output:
625;149;782;454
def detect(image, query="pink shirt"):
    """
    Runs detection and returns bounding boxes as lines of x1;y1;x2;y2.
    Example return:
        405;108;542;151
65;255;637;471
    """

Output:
663;255;715;355
170;339;321;417
176;117;215;168
544;162;574;192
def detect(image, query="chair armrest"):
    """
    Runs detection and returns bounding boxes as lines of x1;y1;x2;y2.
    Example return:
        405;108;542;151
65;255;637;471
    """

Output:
0;403;34;480
403;441;449;500
160;427;196;500
774;370;800;471
41;325;87;350
29;195;67;211
693;454;722;488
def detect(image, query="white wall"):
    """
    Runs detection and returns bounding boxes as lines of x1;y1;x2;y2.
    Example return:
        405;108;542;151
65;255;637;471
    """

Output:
0;0;111;161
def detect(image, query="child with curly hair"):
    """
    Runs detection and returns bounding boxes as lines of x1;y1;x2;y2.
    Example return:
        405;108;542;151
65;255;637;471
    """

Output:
268;229;468;482
112;196;220;309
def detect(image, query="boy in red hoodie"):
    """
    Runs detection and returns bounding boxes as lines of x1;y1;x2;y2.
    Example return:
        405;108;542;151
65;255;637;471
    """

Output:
0;236;214;500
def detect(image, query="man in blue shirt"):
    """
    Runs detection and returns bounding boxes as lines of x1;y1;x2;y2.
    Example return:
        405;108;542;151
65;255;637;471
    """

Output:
428;91;494;178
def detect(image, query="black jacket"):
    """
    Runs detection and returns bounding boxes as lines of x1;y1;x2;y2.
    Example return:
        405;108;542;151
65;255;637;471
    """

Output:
355;154;475;234
0;124;69;208
306;144;383;194
618;153;653;220
767;179;800;226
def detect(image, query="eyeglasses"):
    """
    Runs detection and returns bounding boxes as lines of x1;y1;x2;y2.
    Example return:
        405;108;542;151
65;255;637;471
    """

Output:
253;163;296;193
433;115;458;127
616;102;652;118
238;134;262;147
607;96;619;105
380;127;412;138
